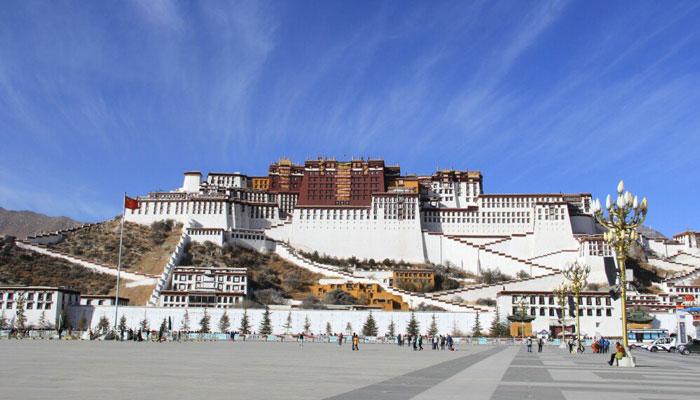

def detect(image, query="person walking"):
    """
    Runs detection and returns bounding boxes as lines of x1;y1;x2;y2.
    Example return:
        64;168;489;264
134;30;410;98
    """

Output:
338;332;343;346
567;337;574;353
447;335;454;350
527;337;533;352
412;336;417;351
298;332;304;347
352;333;359;351
408;335;413;348
538;337;544;352
418;335;423;351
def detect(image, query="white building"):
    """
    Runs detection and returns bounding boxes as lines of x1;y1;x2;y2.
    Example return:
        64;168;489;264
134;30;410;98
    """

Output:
111;158;700;328
159;266;249;308
497;290;621;338
0;286;80;328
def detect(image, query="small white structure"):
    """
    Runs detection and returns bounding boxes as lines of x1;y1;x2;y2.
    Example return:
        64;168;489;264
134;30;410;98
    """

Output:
80;295;129;307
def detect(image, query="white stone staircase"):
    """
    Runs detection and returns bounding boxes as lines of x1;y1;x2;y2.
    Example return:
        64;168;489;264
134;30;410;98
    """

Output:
16;240;157;282
147;225;192;306
271;240;487;312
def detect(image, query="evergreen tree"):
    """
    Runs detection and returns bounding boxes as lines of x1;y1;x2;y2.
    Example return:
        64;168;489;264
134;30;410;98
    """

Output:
450;320;464;337
428;314;439;336
97;316;110;332
58;308;70;330
488;308;506;337
406;311;420;337
303;315;311;333
239;309;251;334
0;311;8;330
118;315;128;331
15;295;27;330
471;313;483;337
181;310;191;331
38;311;50;329
345;321;353;333
78;312;88;331
218;310;231;333
387;319;396;337
283;311;292;334
362;311;378;336
259;307;272;335
140;315;150;331
199;309;211;333
326;321;333;335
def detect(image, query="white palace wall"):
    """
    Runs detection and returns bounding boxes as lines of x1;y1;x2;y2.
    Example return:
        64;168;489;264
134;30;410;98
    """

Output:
69;306;494;336
286;208;425;263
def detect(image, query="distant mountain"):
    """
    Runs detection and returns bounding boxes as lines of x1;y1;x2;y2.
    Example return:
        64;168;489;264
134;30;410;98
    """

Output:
0;206;84;238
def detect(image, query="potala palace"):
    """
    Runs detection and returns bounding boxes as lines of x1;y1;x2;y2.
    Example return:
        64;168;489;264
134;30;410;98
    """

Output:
13;157;700;338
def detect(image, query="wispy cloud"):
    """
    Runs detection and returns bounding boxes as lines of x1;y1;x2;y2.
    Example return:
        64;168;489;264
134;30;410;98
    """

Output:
0;1;699;234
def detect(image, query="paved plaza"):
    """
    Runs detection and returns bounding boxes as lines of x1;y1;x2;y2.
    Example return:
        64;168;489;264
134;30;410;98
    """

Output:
1;341;699;399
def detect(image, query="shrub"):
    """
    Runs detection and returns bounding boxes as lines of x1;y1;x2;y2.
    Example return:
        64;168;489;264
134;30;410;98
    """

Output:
324;289;359;305
300;294;326;309
254;288;286;305
477;268;512;284
476;298;496;307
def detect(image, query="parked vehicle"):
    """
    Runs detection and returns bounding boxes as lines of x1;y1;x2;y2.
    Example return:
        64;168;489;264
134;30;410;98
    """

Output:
642;337;677;353
678;339;700;355
628;329;668;348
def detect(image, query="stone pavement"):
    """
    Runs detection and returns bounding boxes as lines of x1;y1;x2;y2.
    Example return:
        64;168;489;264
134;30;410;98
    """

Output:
0;341;698;399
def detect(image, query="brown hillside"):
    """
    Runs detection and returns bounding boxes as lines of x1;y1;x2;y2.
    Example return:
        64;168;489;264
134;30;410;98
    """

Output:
0;236;116;295
182;242;325;301
0;206;83;238
51;219;182;276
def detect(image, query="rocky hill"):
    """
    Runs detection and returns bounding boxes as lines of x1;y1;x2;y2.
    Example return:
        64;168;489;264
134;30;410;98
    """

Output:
183;241;325;304
0;236;116;294
50;219;183;276
0;206;83;238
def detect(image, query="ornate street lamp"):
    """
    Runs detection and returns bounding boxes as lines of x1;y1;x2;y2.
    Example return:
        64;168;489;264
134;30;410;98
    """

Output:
592;180;647;349
552;283;570;341
563;262;590;348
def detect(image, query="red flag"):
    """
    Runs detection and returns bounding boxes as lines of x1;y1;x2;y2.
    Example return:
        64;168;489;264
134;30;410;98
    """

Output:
124;196;139;210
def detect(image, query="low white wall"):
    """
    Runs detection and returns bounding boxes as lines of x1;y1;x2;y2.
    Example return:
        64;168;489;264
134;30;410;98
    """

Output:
69;306;495;336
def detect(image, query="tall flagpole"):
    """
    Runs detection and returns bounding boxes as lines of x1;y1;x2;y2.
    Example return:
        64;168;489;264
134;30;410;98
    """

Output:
114;192;126;336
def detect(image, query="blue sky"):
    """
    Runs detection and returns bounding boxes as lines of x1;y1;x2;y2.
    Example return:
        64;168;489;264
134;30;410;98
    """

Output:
1;0;699;236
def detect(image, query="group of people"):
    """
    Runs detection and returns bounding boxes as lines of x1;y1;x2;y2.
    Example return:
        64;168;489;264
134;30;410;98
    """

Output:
327;332;360;350
592;337;611;353
430;334;454;350
567;337;587;354
526;337;545;352
397;334;423;350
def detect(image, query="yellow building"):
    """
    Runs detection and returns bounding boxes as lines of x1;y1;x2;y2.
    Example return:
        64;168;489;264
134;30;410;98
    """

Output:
251;177;269;191
390;268;435;292
385;176;420;193
311;281;408;311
